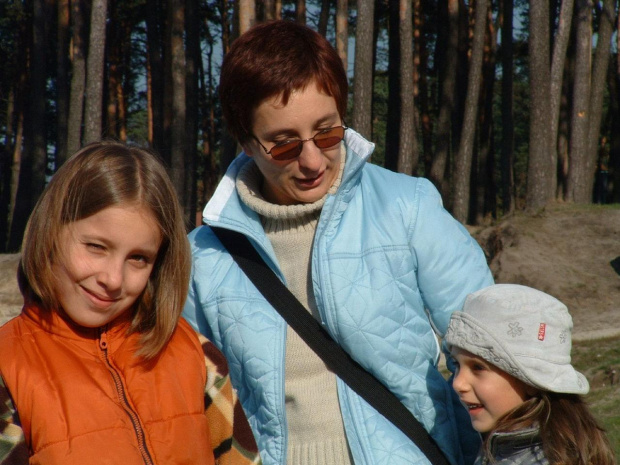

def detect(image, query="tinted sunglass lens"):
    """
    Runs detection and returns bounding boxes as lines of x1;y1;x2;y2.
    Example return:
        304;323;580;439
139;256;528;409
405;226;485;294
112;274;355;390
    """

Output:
271;141;302;160
314;127;344;149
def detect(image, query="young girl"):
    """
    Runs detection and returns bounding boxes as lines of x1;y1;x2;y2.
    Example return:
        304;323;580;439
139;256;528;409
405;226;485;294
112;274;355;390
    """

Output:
0;142;261;464
445;284;615;465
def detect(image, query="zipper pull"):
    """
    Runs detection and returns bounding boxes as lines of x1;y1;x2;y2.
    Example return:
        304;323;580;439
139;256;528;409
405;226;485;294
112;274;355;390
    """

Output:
99;328;108;351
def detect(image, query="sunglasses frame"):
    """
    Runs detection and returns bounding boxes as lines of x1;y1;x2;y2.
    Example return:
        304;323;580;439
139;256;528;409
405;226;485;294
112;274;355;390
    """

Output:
253;125;348;161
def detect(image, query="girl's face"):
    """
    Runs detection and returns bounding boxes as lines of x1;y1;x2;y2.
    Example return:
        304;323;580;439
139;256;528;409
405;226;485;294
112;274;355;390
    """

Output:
451;347;533;434
243;81;343;205
52;204;162;328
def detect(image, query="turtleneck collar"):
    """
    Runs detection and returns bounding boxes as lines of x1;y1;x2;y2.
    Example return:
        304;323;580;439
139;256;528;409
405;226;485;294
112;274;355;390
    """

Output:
235;145;346;232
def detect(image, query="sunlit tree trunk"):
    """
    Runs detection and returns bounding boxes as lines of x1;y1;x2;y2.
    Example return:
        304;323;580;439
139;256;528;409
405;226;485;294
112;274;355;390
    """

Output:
549;0;574;199
239;0;255;33
526;0;552;211
398;0;417;175
67;0;87;155
452;0;487;224
352;0;375;139
83;0;108;144
336;0;348;73
296;0;306;24
567;0;593;202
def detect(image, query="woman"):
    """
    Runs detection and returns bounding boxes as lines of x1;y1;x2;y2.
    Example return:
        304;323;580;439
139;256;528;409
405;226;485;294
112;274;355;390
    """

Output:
183;20;494;465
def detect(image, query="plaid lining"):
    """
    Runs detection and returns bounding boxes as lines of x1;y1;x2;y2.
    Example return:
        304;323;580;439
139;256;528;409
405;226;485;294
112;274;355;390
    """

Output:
200;334;261;465
0;376;28;464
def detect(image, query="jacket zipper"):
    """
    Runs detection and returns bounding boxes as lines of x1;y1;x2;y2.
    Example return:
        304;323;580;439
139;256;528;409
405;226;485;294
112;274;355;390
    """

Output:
99;329;155;465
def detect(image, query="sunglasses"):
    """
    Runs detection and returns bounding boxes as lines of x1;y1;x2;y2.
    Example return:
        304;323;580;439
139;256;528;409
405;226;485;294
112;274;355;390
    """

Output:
254;125;348;161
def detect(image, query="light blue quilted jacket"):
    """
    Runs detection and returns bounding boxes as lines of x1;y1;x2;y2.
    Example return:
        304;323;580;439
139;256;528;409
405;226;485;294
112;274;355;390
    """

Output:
183;129;494;465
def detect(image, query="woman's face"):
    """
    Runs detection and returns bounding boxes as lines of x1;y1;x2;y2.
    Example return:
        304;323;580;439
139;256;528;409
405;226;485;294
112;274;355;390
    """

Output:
243;81;344;205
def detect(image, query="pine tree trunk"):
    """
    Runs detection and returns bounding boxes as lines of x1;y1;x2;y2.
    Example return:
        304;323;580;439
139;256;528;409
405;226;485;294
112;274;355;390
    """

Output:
567;0;593;202
67;0;87;155
398;0;417;175
336;0;348;73
56;0;70;166
526;0;552;211
500;0;515;214
83;0;108;144
9;0;49;251
429;0;458;198
452;0;488;224
352;0;375;139
549;0;574;198
169;0;187;215
586;0;614;191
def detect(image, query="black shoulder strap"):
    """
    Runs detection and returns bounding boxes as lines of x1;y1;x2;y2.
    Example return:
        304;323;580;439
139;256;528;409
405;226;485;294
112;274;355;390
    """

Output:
211;226;450;465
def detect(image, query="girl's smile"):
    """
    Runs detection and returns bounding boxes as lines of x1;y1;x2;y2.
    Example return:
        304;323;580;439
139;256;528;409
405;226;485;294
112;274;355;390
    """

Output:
451;347;532;433
52;204;162;328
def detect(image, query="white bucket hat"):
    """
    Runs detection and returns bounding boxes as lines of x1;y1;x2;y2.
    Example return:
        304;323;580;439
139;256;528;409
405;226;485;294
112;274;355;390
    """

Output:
445;284;589;395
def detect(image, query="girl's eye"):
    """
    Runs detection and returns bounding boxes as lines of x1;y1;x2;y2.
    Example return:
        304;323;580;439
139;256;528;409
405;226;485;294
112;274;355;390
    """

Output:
86;242;105;251
472;363;487;372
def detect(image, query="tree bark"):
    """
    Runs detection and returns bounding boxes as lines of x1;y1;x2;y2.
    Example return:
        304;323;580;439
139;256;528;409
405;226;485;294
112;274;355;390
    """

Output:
296;0;306;24
549;0;574;197
169;0;187;216
9;0;49;251
500;0;515;214
336;0;349;73
239;0;255;33
352;0;375;139
397;0;417;175
318;0;331;36
146;0;165;152
526;0;552;211
452;0;488;224
567;0;593;202
83;0;108;144
385;0;400;172
67;0;87;155
56;0;71;166
429;0;458;198
186;0;200;226
586;0;614;190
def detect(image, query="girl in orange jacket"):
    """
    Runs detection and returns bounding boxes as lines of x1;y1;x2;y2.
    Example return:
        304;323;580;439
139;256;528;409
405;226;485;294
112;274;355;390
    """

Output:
0;142;261;465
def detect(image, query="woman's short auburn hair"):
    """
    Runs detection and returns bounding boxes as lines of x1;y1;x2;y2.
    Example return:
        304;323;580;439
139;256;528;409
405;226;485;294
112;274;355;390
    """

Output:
19;141;191;359
220;20;349;144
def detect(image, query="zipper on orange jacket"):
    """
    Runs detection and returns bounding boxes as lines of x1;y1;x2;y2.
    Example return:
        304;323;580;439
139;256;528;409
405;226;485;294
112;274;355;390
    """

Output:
99;329;155;465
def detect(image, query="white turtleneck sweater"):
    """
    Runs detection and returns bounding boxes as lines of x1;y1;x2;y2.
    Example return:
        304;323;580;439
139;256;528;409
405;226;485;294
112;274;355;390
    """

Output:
236;153;352;465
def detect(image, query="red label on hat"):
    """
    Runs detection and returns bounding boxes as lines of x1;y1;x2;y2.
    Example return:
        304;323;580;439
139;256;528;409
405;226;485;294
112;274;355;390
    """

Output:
538;323;546;341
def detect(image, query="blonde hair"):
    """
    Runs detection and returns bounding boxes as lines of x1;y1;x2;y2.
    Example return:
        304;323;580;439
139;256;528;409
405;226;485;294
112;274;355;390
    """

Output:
19;141;191;359
482;392;616;465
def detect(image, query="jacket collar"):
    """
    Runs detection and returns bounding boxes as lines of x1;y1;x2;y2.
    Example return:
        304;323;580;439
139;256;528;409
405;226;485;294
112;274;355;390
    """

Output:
22;302;132;345
202;128;374;238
